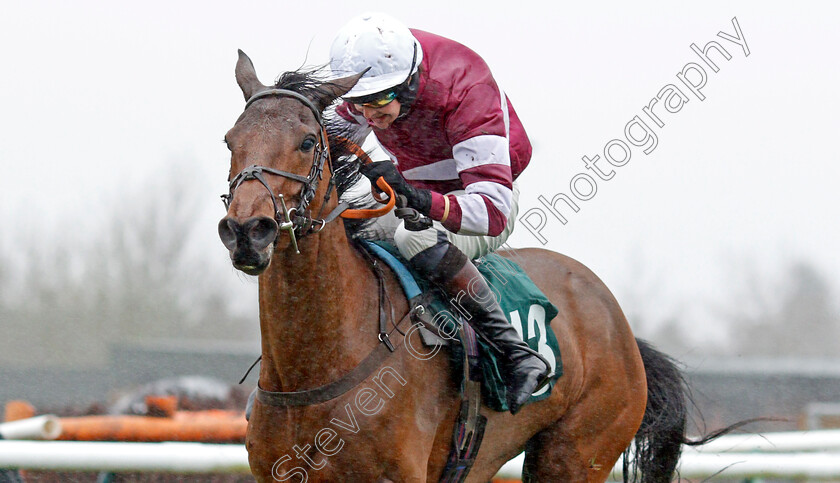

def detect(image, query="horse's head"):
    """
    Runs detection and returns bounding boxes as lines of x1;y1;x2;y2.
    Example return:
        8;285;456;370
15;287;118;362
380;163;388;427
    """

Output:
218;50;361;275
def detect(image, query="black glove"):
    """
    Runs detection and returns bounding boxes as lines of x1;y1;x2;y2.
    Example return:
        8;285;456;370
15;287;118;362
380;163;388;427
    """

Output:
360;161;432;215
393;195;434;231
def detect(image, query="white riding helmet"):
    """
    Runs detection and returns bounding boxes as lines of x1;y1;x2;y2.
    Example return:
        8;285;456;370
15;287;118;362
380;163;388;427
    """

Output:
329;12;423;98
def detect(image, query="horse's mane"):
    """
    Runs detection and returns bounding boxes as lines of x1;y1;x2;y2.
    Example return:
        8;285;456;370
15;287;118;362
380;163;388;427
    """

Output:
273;69;335;103
274;68;364;196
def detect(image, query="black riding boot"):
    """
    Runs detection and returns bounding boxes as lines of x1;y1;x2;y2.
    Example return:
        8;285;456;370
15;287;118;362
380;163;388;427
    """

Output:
411;240;550;415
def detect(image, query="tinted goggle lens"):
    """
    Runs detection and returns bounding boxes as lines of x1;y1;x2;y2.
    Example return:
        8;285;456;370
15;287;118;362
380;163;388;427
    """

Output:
350;90;398;109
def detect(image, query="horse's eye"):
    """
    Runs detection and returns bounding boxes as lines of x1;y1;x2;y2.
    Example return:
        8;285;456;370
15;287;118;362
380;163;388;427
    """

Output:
300;138;316;151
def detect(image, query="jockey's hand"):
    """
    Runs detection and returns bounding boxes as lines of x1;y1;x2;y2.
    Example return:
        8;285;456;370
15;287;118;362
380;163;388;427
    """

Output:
360;161;432;215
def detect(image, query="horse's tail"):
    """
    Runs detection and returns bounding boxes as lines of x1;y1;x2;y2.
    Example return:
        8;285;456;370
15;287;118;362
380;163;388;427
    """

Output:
623;339;759;483
622;339;687;482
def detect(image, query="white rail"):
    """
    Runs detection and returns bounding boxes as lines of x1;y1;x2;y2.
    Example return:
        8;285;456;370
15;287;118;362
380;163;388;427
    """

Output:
2;430;840;479
666;453;840;480
0;441;250;473
496;452;840;481
689;428;840;453
0;416;61;440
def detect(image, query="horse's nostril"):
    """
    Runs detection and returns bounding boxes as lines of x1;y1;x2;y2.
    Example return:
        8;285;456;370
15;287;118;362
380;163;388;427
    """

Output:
218;218;239;251
219;216;277;253
247;217;279;251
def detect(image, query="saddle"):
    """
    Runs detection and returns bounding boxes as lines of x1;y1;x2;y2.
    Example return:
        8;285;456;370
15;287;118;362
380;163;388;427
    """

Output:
359;240;563;409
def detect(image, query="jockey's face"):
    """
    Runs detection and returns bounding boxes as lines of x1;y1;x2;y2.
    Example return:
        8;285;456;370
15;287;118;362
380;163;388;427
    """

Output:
354;100;402;130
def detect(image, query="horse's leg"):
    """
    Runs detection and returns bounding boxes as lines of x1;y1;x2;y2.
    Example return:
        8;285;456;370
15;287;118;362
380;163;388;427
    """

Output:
521;379;645;483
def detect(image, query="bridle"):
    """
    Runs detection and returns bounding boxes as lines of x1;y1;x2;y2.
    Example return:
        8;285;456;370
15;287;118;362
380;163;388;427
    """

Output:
221;88;340;254
222;86;414;408
221;87;396;254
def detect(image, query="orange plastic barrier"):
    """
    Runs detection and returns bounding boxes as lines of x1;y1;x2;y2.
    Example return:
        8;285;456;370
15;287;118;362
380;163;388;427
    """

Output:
57;410;247;443
4;400;36;422
144;395;178;417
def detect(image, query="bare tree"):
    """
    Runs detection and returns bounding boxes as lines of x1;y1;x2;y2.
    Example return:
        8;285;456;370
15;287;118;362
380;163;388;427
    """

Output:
726;260;840;357
0;159;256;369
614;247;696;356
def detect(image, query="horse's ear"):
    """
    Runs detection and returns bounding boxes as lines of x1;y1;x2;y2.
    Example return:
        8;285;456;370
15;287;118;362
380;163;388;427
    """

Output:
235;49;268;101
312;71;367;112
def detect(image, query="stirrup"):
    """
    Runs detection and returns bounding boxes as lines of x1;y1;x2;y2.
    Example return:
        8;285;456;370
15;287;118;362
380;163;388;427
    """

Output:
533;370;551;393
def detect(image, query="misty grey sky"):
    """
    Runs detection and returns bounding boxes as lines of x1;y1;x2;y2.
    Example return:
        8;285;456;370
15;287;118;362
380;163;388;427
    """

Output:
2;1;838;349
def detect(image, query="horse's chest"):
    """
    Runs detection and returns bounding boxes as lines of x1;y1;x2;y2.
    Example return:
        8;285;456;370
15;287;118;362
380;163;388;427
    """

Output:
247;403;407;481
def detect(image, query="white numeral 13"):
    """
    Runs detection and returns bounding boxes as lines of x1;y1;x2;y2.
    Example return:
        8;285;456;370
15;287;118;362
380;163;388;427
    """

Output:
509;304;556;396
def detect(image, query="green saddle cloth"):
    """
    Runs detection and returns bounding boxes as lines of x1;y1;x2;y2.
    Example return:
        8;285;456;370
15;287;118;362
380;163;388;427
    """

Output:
369;241;563;412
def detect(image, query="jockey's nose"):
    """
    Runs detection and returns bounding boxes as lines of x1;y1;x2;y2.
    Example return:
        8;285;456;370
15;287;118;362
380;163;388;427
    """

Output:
218;216;278;252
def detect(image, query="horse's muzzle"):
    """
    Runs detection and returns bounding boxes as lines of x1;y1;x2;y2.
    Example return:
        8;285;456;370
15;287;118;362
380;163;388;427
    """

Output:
218;216;278;275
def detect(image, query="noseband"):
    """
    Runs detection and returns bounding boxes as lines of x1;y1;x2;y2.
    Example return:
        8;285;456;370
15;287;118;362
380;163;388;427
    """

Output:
221;89;338;253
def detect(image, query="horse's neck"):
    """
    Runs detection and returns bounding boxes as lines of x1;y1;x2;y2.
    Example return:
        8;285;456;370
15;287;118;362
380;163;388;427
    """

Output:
257;224;379;392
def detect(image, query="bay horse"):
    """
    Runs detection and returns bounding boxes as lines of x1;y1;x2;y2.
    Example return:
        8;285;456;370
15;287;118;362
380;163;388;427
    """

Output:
218;50;693;482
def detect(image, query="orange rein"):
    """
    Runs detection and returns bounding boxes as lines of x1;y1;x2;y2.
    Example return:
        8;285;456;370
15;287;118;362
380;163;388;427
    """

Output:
331;136;396;219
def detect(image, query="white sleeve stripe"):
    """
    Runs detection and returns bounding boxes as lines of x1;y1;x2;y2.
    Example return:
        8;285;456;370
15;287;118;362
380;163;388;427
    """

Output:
452;135;511;173
465;181;512;217
455;193;490;235
401;158;459;181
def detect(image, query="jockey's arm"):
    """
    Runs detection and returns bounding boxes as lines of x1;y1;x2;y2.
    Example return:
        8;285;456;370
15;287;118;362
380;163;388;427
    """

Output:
327;96;515;237
432;134;513;237
435;82;515;237
358;136;514;237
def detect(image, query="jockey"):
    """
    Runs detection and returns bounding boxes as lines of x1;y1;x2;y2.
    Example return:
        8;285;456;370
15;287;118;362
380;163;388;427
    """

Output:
328;12;549;415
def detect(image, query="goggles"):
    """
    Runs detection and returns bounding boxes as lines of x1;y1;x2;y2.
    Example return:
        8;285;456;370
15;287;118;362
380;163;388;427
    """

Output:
349;90;399;109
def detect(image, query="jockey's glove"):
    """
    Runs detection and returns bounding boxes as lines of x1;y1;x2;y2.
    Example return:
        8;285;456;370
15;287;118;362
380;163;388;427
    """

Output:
360;161;432;215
